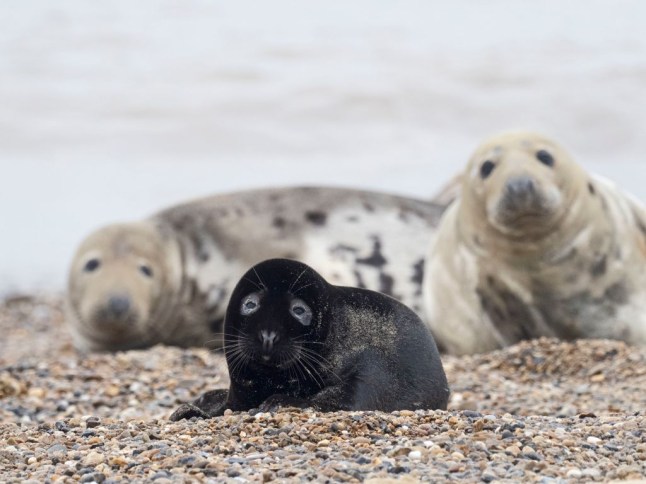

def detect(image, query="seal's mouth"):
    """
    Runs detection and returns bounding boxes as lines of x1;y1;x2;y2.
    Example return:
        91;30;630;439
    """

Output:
495;207;551;226
92;308;140;328
488;175;562;231
76;307;150;350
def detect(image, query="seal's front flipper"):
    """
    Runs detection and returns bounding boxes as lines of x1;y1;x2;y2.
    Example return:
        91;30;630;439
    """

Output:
169;403;210;421
169;388;229;421
257;394;310;413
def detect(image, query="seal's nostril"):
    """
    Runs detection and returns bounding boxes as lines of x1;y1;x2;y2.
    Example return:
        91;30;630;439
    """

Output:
108;296;131;317
505;176;536;196
260;330;278;352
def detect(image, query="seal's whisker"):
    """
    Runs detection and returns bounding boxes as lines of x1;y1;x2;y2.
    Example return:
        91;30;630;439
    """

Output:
251;267;268;291
298;345;333;365
299;350;343;385
228;349;251;377
291;352;309;384
298;355;325;388
290;338;325;345
292;281;316;296
288;267;308;292
243;277;263;291
284;352;302;393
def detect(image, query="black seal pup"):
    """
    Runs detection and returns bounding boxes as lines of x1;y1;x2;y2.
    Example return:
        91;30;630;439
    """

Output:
170;258;449;419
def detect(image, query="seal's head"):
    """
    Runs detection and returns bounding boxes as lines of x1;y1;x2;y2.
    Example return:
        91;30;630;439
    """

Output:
224;259;330;375
67;222;179;351
461;131;588;238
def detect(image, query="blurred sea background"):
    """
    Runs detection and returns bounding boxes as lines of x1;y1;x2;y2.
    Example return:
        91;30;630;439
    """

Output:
1;0;645;294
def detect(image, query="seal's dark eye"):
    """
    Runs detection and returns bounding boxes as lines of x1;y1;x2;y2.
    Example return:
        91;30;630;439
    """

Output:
139;265;153;278
536;150;554;167
84;259;100;272
241;293;261;316
290;298;312;326
480;160;496;179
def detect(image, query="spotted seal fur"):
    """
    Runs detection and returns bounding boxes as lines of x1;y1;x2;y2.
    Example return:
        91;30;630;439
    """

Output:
67;186;447;351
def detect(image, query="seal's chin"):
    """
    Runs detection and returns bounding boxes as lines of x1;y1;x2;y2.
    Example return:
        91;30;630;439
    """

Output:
492;206;553;228
78;310;150;351
91;308;141;330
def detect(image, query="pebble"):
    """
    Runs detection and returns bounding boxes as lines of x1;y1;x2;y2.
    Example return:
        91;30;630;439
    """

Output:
566;468;582;478
83;451;105;466
47;444;67;457
86;417;101;428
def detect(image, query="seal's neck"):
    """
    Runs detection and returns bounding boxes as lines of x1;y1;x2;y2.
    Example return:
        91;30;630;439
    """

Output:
146;220;184;343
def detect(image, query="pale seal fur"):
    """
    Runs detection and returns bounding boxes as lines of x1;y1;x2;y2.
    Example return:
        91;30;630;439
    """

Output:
68;186;446;352
423;131;646;355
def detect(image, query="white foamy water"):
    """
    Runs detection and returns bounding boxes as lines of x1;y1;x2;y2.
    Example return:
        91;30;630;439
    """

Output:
1;0;645;293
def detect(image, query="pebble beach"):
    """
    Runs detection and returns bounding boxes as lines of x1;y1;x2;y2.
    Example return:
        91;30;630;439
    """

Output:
1;296;645;482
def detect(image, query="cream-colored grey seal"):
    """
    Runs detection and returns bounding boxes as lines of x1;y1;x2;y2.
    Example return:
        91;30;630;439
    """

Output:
68;186;446;352
423;131;646;355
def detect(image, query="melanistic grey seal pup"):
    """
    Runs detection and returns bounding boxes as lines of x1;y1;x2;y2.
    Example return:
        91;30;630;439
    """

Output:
67;187;447;352
424;131;646;355
170;258;449;419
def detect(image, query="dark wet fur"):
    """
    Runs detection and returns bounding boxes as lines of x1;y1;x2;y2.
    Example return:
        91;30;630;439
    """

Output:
170;259;449;420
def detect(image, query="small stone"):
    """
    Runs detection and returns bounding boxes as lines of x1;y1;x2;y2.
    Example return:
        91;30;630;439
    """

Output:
86;417;101;429
505;446;521;457
80;473;105;483
586;436;601;445
521;446;536;455
482;469;497;482
408;450;422;460
105;385;120;397
109;456;128;467
429;445;446;456
47;444;67;457
27;387;45;398
463;410;483;419
83;451;104;466
56;400;69;411
54;420;70;432
582;468;601;479
566;468;582;478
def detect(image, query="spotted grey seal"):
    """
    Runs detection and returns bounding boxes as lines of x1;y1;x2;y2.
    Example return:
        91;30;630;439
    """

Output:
423;131;646;355
169;258;449;419
68;186;446;352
